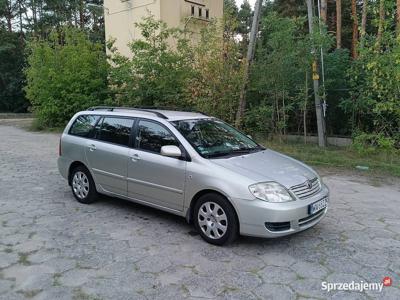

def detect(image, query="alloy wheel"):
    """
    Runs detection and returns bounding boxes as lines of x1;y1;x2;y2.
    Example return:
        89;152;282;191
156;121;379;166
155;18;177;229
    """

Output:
72;171;89;200
197;201;228;239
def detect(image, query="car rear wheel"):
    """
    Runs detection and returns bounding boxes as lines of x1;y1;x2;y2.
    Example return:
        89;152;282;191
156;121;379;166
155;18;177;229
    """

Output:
71;166;97;204
194;193;238;245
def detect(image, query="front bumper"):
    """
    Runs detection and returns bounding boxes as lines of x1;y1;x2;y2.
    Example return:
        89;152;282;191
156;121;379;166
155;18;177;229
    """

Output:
233;184;329;238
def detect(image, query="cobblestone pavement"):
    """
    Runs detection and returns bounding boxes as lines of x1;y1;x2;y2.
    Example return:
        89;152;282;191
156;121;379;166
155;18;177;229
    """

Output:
0;125;399;300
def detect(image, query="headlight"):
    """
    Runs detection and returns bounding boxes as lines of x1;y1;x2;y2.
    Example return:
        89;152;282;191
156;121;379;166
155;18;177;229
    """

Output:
249;182;295;203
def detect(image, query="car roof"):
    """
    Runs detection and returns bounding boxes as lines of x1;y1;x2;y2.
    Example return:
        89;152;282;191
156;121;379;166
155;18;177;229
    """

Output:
81;107;211;122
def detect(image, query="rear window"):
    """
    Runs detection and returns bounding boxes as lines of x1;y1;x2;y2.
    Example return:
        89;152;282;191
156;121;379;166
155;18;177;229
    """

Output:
96;117;134;147
69;115;99;138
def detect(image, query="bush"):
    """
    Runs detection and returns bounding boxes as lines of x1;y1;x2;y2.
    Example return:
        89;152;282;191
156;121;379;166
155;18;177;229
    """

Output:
353;132;397;155
25;27;109;127
344;33;400;146
244;104;274;137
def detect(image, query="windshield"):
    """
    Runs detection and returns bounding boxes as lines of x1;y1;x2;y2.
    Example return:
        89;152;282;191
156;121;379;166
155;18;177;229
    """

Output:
171;119;264;158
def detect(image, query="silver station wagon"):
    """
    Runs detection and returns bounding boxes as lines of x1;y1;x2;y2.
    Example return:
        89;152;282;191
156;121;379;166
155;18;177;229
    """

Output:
58;107;329;245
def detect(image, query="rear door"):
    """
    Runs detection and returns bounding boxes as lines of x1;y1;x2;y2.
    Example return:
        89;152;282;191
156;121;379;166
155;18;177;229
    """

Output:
85;116;135;196
127;119;187;211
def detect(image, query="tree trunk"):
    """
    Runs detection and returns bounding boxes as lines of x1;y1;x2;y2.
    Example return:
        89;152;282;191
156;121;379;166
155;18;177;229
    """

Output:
236;0;263;128
18;0;23;38
397;0;400;36
321;0;328;24
32;0;37;35
377;0;385;45
336;0;342;48
361;0;368;37
5;0;13;32
351;0;358;58
282;91;286;136
304;72;308;144
79;0;85;29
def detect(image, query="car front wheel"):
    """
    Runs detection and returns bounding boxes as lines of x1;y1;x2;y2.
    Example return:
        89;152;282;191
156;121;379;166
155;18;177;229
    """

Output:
194;193;238;245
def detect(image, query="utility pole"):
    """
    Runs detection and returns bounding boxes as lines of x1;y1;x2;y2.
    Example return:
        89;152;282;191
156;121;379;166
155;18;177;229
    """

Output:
235;0;263;128
306;0;326;147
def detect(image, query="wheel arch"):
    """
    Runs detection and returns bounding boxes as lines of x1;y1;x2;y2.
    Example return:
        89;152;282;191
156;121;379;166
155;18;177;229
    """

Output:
186;189;240;232
68;161;89;186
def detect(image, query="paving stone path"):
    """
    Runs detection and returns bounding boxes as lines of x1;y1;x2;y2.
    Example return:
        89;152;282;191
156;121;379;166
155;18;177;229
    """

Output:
0;125;399;300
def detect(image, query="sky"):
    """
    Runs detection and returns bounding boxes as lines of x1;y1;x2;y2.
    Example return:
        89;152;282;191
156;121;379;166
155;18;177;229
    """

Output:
235;0;257;9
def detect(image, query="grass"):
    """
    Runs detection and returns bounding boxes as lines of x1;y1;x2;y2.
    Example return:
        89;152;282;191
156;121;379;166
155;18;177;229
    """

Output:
28;118;64;133
18;252;31;266
262;140;400;178
0;113;33;119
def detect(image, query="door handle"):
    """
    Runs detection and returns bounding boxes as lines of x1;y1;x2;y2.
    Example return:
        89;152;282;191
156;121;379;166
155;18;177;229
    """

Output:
131;153;141;162
88;144;96;152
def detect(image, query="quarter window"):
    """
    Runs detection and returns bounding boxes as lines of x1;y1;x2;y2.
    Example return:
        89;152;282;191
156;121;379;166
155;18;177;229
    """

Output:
96;117;134;147
137;120;179;154
69;115;99;138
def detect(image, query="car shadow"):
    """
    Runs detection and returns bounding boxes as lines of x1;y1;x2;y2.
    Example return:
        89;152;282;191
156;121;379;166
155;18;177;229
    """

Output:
92;194;318;246
96;194;194;229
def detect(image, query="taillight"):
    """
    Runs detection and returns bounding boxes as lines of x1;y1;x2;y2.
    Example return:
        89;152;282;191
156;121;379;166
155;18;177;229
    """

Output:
59;138;62;156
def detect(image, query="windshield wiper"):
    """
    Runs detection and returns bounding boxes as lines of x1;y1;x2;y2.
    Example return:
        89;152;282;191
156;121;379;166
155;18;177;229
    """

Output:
232;146;265;153
203;151;233;158
205;146;264;158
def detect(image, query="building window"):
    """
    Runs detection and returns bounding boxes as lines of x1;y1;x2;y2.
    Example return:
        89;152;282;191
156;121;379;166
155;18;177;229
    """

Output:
206;9;209;19
198;8;202;17
191;6;195;16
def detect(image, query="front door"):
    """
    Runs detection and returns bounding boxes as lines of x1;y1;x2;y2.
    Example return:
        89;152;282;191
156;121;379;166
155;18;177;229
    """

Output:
127;120;186;211
85;116;135;196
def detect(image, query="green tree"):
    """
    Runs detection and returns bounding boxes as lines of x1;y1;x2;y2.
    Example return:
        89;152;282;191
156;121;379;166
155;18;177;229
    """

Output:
25;27;109;127
224;0;238;17
247;13;313;136
190;16;246;124
108;16;194;108
343;0;400;148
0;27;27;112
237;0;252;54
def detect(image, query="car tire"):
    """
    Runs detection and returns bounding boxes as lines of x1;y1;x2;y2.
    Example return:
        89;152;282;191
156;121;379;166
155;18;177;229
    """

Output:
70;166;98;204
194;193;238;246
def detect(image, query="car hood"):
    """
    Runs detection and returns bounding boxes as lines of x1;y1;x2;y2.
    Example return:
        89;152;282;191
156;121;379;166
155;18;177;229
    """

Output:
211;149;317;188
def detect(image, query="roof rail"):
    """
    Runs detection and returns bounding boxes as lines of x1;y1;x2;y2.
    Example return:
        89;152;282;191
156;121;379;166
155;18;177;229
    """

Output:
135;106;209;117
86;106;168;119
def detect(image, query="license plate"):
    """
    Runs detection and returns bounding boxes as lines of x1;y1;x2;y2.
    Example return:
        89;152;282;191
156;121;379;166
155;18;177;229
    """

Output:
308;198;328;215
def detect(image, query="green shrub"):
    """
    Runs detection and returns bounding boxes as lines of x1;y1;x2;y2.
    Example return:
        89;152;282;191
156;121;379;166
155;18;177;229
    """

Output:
353;132;397;155
244;104;274;137
25;27;109;127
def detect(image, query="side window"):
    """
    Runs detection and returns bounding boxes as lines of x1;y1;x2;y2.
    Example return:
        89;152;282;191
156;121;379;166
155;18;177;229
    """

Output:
96;117;134;147
69;115;99;138
137;120;179;154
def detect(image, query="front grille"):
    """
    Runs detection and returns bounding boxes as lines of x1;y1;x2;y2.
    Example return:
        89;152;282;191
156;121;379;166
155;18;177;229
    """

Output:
265;222;291;232
298;209;325;227
290;177;321;200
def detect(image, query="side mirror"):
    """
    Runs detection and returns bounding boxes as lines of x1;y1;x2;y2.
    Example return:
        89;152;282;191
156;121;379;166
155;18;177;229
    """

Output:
161;145;182;158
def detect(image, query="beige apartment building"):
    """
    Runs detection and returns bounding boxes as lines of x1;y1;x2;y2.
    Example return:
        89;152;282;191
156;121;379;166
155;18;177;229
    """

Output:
104;0;224;57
